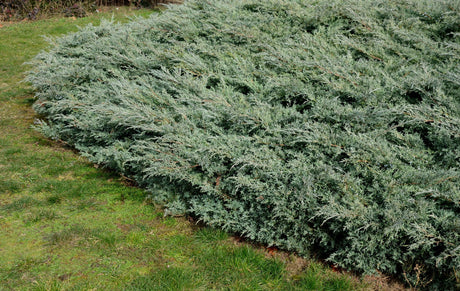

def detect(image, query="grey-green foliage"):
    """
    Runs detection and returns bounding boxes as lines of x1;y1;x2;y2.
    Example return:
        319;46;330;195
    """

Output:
27;0;460;288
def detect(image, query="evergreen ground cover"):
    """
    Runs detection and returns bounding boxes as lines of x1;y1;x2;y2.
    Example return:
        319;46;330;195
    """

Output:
0;7;378;290
27;0;459;289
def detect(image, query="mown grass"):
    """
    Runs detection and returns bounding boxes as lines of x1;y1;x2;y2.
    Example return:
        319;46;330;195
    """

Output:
0;7;401;290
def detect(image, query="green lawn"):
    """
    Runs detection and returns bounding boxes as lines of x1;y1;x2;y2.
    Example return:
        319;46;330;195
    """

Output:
0;7;398;290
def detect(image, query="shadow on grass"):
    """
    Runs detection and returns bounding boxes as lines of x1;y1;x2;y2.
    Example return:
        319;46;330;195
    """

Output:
1;196;41;211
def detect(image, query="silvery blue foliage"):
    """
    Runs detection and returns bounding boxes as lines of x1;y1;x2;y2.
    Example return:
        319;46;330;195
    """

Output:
27;0;460;288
